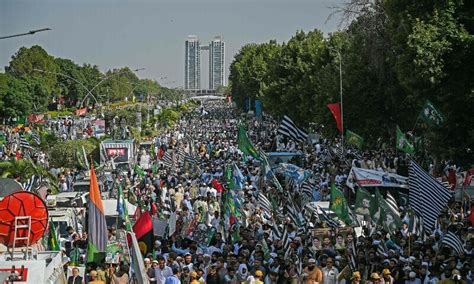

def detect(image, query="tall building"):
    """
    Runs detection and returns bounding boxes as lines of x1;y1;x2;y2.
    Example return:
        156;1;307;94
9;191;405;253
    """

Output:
209;36;225;90
184;35;201;90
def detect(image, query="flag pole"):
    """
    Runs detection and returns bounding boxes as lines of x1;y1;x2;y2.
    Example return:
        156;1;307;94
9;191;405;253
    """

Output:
338;49;344;153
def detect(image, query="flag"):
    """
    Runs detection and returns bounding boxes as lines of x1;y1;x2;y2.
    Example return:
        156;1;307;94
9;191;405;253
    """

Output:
442;231;464;255
237;124;259;159
87;164;107;262
232;163;245;190
346;130;363;149
133;211;154;256
22;175;37;191
327;103;343;133
318;206;340;228
277;115;308;143
409;160;452;233
330;183;352;225
255;100;263;118
407;209;424;237
31;132;41;145
419;100;444;127
354;187;380;224
385;192;400;217
375;189;402;234
396;126;415;154
133;164;146;177
117;184;125;218
19;136;33;149
48;221;60;251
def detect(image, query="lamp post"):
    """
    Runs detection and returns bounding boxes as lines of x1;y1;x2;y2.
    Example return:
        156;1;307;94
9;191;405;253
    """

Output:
335;49;344;153
79;67;145;108
0;28;51;39
32;68;99;105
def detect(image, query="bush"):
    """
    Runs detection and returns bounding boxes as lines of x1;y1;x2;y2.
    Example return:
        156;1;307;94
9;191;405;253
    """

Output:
48;138;100;168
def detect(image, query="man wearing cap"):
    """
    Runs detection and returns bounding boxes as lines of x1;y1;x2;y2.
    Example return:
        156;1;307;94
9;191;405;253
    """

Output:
382;269;394;284
322;257;339;284
406;271;421;284
303;258;323;284
366;273;383;284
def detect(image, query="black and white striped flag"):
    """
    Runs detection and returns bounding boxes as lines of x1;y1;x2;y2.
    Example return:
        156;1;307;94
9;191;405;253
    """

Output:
409;160;452;233
19;136;33;149
161;188;175;218
277;115;308;143
408;210;424;237
31;132;40;145
161;151;174;168
386;192;400;217
442;231;464;255
258;192;273;217
22;175;38;191
318;206;340;228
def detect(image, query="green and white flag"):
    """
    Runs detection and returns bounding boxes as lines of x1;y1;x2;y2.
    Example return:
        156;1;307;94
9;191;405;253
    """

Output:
396;126;415;154
375;189;402;234
330;184;353;225
419;100;444;127
346;130;364;149
354;187;380;224
237;124;259;159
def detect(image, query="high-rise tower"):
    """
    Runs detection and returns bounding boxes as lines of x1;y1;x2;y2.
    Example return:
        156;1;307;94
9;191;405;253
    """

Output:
209;36;225;90
184;35;201;90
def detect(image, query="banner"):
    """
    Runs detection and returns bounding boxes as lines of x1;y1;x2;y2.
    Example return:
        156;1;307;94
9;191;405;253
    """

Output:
346;167;408;189
255;100;262;118
275;163;311;184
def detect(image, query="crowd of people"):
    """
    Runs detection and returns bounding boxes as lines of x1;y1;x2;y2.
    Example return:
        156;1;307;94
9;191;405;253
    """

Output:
2;100;473;284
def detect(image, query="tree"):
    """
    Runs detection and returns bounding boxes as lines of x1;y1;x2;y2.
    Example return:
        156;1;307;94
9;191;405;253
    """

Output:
0;74;32;118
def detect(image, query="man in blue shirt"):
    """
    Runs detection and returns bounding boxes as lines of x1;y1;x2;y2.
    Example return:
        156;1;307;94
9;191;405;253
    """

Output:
165;265;182;284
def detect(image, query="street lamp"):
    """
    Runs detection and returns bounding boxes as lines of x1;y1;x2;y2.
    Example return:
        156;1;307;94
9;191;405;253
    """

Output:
32;68;99;105
334;49;344;152
0;28;51;39
80;67;145;108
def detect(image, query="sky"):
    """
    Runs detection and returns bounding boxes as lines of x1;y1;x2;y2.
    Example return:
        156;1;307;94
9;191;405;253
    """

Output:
0;0;342;88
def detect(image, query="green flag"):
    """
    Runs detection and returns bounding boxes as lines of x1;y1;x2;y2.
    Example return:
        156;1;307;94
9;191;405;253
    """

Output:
48;221;60;251
346;130;364;149
375;189;402;234
330;184;352;225
354;187;380;224
133;164;146;177
237;124;259;159
419;100;444;127
396;126;415;154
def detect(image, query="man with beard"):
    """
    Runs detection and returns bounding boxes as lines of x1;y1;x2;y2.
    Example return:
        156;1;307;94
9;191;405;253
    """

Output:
303;258;323;284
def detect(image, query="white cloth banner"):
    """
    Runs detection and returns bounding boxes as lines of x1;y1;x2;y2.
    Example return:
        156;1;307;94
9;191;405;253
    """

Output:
168;213;177;237
153;217;168;237
346;167;408;189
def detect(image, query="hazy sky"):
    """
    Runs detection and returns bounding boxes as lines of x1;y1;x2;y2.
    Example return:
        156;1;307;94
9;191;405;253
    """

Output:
1;0;341;88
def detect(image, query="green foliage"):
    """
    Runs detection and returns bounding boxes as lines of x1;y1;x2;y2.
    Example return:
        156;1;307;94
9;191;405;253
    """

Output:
229;0;474;165
0;74;32;118
48;138;100;169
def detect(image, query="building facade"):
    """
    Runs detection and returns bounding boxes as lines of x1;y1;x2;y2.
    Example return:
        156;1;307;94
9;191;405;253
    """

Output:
209;36;225;90
185;35;225;90
184;35;201;90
